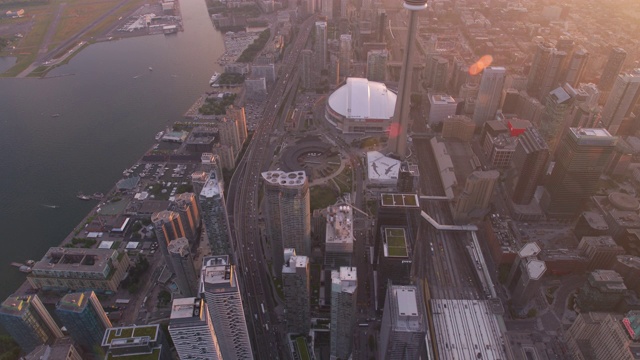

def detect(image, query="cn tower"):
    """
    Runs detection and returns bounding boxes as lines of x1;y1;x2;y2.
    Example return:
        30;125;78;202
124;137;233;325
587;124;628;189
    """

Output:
387;0;427;159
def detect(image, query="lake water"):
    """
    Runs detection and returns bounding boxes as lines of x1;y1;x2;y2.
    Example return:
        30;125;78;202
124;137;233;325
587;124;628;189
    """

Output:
0;0;225;300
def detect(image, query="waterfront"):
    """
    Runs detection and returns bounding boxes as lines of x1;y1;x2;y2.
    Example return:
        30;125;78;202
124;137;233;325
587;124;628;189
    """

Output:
0;0;225;301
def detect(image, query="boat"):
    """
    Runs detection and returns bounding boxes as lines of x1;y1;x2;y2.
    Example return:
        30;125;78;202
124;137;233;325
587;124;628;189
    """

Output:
76;192;91;201
155;131;164;141
41;204;59;209
26;260;35;266
51;113;61;118
19;265;32;273
209;72;221;86
149;67;153;71
91;192;104;200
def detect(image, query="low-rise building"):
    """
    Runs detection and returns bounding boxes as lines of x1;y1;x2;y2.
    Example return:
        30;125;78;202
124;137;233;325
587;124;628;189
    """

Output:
578;236;625;270
324;203;354;269
102;324;171;360
28;248;130;293
576;270;627;312
427;94;458;125
441;115;476;141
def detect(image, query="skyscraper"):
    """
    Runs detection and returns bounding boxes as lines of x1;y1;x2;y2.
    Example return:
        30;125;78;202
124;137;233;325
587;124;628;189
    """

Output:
564;47;589;87
282;249;311;335
527;43;566;100
565;311;640;360
262;170;311;277
0;294;63;353
225;105;248;150
540;84;577;147
168;237;199;297
314;21;328;70
200;255;253;360
472;66;506;126
600;69;640;135
339;34;352;77
199;169;233;256
168;297;222;360
330;267;357;359
542;128;617;216
366;49;388;82
301;49;314;89
171;192;200;244
423;55;449;93
152;210;186;272
510;127;550;205
453;170;500;220
321;0;333;19
386;0;427;159
506;242;546;311
55;291;112;353
378;285;427;360
599;47;627;92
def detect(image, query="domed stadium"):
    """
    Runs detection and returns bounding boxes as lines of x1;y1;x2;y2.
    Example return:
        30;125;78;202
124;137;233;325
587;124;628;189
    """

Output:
325;77;397;133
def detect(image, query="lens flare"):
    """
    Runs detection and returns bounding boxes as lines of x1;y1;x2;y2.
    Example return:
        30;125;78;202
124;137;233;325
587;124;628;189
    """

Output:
388;122;401;139
469;55;494;76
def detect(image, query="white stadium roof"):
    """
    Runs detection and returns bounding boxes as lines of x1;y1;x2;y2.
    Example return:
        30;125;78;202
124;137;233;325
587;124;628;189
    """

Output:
328;78;396;120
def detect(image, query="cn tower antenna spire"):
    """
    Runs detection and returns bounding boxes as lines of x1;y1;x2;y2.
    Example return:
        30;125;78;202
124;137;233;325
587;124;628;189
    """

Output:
387;0;427;159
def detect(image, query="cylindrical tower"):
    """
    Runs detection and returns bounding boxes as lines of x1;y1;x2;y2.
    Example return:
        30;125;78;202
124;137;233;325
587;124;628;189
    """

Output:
387;0;427;159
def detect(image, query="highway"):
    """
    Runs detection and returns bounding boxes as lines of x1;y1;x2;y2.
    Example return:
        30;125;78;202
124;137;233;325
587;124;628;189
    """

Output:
226;14;318;359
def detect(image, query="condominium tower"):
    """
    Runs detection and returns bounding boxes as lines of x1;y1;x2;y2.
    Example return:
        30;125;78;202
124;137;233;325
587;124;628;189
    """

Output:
315;21;328;70
200;255;253;359
0;294;63;353
55;291;112;353
600;69;640;136
330;267;358;359
168;237;199;297
472;66;506;126
168;297;222;360
262;170;311;277
599;47;627;92
199;169;233;256
152;210;186;272
282;249;311;335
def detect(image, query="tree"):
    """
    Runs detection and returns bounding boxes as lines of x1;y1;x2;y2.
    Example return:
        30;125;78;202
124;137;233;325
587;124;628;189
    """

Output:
0;335;20;360
157;290;172;306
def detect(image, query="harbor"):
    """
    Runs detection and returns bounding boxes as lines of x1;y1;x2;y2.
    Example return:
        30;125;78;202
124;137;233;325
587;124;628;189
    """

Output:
0;0;227;302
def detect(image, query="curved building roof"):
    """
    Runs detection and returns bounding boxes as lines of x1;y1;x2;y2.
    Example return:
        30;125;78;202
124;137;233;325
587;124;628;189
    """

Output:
327;78;396;120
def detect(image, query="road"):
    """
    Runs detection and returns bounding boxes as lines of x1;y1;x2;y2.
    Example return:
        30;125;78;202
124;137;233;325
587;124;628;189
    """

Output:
226;14;319;359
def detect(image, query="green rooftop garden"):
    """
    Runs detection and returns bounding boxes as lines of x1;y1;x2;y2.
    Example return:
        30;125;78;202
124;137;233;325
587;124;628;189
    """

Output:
296;337;310;360
381;193;419;207
385;227;408;257
106;325;157;344
107;348;162;360
403;194;418;206
133;326;158;339
106;327;133;343
386;228;405;237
